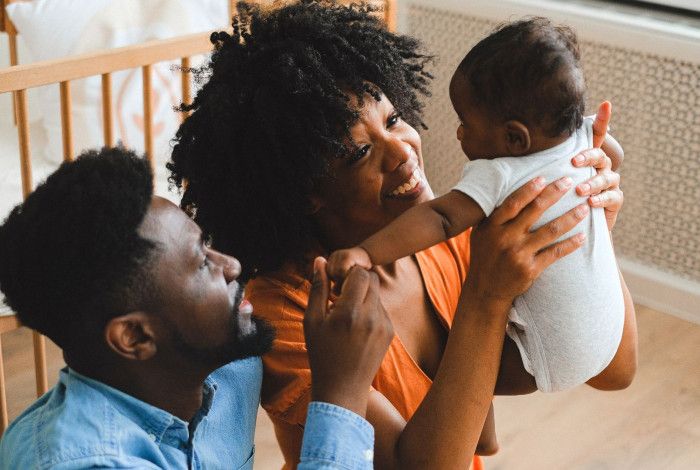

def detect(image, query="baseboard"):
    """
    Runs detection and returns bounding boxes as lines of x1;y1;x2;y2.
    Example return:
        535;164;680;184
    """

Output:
618;257;700;325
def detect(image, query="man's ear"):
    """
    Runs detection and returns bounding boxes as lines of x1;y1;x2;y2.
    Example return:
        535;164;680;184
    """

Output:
104;312;158;361
504;120;531;156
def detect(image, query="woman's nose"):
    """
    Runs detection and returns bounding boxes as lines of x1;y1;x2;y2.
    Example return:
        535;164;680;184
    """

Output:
382;135;413;172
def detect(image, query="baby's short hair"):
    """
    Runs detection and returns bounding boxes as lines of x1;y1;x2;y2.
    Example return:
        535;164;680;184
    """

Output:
456;17;586;138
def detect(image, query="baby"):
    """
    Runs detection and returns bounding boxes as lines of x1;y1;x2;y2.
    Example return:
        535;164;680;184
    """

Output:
328;18;625;393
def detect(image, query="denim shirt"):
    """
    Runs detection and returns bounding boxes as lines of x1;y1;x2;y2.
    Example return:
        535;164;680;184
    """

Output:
0;358;374;469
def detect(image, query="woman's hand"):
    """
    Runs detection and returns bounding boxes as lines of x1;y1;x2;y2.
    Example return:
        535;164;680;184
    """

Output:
574;101;624;230
466;176;589;306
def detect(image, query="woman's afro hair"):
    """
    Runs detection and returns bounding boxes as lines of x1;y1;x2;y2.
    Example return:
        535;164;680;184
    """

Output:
168;0;433;276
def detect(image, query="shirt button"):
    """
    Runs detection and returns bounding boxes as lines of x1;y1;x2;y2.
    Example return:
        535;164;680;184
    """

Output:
148;433;157;442
363;449;374;462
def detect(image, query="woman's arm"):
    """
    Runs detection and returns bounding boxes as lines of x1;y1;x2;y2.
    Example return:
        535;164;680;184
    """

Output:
368;176;591;469
494;141;632;396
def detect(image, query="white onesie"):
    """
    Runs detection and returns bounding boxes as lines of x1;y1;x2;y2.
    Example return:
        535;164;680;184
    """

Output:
453;118;625;392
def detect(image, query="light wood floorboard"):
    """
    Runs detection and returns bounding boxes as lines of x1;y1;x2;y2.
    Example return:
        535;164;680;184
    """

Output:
1;305;698;469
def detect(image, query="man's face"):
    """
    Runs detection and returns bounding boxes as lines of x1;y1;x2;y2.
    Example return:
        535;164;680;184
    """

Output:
140;197;273;368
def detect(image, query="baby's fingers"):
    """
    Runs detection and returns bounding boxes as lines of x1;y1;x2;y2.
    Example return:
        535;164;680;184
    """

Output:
326;253;353;284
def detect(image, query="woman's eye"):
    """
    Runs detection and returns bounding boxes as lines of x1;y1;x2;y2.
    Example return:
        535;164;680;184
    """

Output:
350;145;371;164
387;112;402;127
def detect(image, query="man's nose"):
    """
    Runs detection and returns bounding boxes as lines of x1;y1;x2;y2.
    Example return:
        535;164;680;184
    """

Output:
382;135;413;172
456;124;464;142
210;249;241;281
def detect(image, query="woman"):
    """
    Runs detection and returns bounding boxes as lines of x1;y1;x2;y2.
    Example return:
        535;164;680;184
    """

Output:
168;2;635;468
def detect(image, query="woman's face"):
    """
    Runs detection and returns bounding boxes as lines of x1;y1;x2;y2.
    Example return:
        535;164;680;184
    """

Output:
314;93;434;248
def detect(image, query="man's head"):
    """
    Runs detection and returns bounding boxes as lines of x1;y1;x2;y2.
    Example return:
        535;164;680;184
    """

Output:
168;0;433;276
0;148;272;374
450;17;586;159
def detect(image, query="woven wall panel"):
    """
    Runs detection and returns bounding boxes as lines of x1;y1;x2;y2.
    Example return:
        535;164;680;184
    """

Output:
407;4;700;283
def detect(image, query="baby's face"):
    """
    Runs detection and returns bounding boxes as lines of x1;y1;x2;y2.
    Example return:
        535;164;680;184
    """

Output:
449;72;506;160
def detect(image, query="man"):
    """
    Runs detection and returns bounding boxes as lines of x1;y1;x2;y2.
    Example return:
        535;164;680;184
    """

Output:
0;147;394;469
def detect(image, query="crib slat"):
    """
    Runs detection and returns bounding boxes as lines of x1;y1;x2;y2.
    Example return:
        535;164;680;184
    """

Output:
60;81;74;162
14;89;32;199
0;335;8;435
101;73;114;147
8;31;18;125
142;65;154;164
181;57;191;122
13;89;50;398
32;333;48;397
385;0;397;31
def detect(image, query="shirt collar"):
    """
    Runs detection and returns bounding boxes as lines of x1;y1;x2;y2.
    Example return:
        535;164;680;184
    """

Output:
62;368;219;443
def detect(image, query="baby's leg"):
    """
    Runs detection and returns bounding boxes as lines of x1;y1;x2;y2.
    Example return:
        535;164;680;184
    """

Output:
495;336;537;395
476;403;499;456
586;313;636;390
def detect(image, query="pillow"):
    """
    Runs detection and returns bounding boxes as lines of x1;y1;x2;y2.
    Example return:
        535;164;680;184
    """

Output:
6;0;229;199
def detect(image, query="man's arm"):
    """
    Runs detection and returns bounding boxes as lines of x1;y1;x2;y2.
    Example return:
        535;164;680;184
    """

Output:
299;258;394;469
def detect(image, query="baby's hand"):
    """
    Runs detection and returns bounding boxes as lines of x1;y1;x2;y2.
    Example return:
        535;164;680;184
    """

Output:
327;247;373;285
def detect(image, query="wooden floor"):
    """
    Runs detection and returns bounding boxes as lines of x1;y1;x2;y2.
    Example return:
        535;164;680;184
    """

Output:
2;305;699;469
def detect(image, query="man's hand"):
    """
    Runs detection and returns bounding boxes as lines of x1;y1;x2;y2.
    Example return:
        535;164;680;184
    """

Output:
304;257;394;418
326;247;373;286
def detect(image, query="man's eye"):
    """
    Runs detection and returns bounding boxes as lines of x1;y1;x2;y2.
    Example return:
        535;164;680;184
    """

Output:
200;256;210;270
387;112;402;127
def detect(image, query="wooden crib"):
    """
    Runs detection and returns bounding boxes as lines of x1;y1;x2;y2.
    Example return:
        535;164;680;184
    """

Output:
0;0;396;436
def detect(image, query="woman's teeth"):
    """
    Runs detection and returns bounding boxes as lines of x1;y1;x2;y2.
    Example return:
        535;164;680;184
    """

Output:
391;168;422;196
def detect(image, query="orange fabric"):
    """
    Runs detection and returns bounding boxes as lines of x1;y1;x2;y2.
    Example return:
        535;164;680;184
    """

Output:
248;230;483;469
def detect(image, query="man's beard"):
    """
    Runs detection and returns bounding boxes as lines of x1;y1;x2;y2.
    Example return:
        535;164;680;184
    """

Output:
170;312;275;368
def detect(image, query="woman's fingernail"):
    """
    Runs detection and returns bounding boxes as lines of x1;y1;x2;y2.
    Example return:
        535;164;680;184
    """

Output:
556;177;573;190
575;204;590;218
579;183;591;194
573;154;585;165
533;176;546;188
590;195;600;205
575;233;586;243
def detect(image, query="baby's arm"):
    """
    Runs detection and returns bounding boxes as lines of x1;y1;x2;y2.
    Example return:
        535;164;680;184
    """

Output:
327;192;484;282
362;190;485;266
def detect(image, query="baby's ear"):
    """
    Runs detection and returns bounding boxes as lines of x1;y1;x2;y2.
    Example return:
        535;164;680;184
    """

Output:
504;120;531;156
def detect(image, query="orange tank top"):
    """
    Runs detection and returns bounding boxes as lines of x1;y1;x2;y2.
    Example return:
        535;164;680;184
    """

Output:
248;230;483;470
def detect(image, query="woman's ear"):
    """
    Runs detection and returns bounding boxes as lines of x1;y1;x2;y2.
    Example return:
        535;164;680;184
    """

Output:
104;312;158;361
504;120;531;156
305;193;324;215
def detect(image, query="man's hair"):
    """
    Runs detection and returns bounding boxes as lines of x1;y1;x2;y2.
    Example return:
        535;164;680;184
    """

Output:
0;148;158;351
168;0;432;276
456;17;586;138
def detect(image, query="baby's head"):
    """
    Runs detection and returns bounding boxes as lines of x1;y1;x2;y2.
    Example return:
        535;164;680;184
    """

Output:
449;17;586;160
